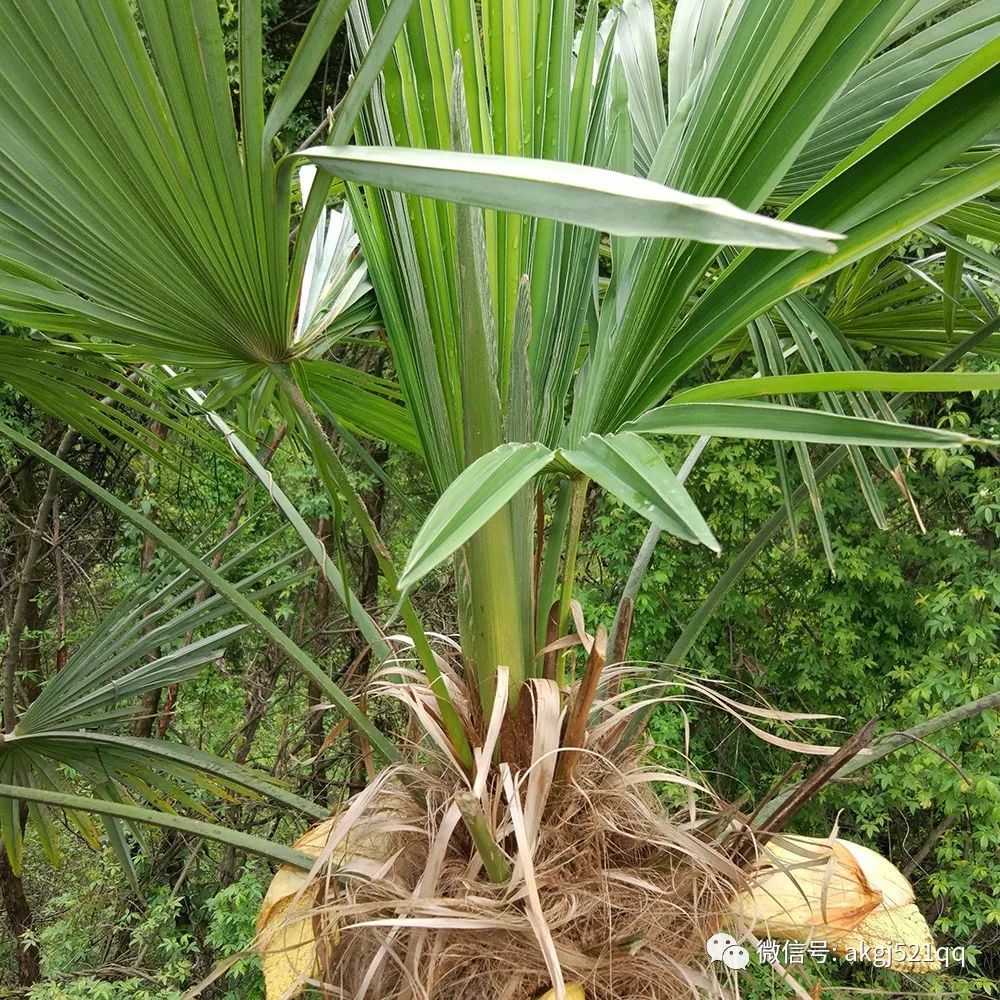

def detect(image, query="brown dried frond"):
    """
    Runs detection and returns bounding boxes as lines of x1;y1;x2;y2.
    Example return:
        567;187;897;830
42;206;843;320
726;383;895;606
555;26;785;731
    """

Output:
254;660;937;999
258;667;746;1000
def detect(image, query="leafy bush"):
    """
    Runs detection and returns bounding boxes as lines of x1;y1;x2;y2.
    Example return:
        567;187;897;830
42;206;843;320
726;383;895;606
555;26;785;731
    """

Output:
202;866;268;1000
581;382;1000;993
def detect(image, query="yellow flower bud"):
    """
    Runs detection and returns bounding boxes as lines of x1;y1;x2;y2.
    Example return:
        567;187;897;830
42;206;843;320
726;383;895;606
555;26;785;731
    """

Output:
731;835;939;972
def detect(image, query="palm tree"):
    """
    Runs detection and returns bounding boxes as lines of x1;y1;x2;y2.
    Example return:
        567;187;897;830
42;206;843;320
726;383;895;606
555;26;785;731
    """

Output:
1;0;999;996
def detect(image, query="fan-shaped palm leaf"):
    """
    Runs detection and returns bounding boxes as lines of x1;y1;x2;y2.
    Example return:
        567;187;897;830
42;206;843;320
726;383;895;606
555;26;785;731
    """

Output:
337;0;1000;715
0;545;327;876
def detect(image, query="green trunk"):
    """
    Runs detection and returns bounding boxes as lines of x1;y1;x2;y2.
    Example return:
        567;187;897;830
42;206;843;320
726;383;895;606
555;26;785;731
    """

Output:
451;63;530;714
457;511;530;714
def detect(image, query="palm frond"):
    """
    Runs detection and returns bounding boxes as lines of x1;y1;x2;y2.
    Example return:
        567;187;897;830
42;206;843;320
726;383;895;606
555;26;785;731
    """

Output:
0;337;226;463
0;545;326;872
0;417;398;762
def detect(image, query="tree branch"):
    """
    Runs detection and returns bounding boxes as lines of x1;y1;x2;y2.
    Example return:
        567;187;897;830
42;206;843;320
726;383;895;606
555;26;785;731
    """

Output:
756;690;1000;823
2;427;78;731
606;435;710;669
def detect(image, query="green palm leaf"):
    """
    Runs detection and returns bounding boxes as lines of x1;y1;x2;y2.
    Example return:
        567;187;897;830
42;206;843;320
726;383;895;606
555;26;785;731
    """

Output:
675;370;1000;402
0;418;398;763
398;442;554;594
0;526;326;871
2;0;999;784
305;145;841;247
0;784;315;871
627;400;979;448
562;433;719;550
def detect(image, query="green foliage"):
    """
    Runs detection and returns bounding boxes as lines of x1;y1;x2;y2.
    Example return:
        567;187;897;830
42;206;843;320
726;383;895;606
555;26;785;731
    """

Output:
218;0;337;149
1;0;1000;996
581;371;1000;993
202;867;268;1000
27;981;181;1000
12;837;269;1000
22;850;192;1000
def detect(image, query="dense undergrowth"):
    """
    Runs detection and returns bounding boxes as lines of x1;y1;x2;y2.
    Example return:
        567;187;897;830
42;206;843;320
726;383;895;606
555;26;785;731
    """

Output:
3;369;999;998
582;381;1000;999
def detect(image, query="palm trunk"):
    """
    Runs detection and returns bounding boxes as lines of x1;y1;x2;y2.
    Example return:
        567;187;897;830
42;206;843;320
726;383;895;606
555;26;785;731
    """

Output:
0;808;39;987
457;512;531;718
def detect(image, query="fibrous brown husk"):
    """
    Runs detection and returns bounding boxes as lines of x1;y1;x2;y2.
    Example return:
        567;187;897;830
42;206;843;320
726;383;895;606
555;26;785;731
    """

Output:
256;658;938;998
258;667;747;1000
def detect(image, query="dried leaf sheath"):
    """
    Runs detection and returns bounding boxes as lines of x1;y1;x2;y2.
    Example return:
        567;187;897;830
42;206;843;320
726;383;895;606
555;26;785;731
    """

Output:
256;667;743;1000
732;835;940;972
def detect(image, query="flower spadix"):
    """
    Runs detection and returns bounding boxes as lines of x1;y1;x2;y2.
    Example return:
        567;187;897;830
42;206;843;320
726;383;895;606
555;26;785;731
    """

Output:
536;985;586;1000
256;815;397;999
731;834;939;972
